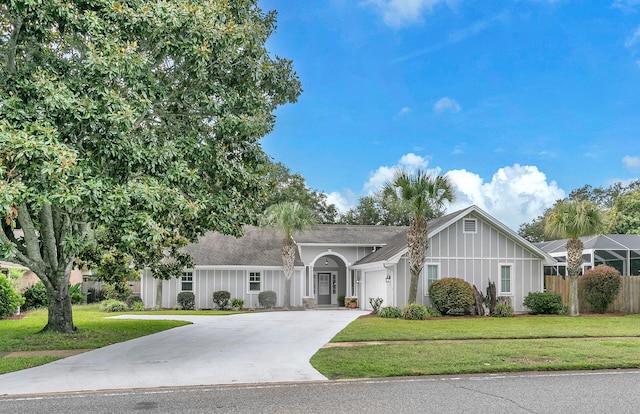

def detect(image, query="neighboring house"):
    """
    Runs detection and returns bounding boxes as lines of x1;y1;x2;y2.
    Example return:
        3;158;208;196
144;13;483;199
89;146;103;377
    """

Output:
0;261;85;291
536;234;640;277
140;205;556;312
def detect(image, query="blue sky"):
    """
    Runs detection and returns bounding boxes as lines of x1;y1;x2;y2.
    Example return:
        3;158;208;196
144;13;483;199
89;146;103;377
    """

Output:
259;0;640;230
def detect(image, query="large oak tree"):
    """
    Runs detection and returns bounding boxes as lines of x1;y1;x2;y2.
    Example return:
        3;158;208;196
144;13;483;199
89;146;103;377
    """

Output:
0;0;301;332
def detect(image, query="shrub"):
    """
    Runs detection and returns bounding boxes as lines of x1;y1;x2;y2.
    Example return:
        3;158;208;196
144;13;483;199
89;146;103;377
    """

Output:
369;297;383;314
402;303;428;320
580;265;622;313
523;292;567;315
231;298;244;310
22;281;48;310
424;306;441;318
177;292;195;310
126;295;143;308
493;303;514;317
0;274;25;317
69;283;85;304
212;290;231;309
100;299;128;312
258;290;277;309
86;287;106;304
428;278;475;315
378;306;402;318
132;301;145;311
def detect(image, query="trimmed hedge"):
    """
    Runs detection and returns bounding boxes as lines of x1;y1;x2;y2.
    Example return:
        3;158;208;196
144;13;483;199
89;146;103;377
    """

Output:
258;290;277;308
580;265;621;313
428;277;474;315
22;281;48;310
177;292;195;310
212;290;231;310
523;292;566;315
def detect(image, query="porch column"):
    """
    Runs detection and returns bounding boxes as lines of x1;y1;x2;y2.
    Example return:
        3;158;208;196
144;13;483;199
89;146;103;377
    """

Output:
309;264;314;298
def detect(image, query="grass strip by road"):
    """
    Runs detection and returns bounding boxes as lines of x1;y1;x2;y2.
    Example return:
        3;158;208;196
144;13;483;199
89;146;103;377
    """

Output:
311;337;640;379
331;314;640;342
311;314;640;379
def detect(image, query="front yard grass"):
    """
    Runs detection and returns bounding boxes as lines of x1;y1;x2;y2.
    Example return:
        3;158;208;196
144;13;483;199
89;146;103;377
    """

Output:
311;314;640;379
0;304;199;374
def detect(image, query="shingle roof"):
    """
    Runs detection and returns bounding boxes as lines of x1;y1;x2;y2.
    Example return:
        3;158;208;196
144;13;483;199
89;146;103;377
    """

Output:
184;224;407;266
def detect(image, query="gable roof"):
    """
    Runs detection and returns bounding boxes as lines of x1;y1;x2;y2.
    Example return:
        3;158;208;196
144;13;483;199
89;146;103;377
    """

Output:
184;224;407;267
353;205;556;266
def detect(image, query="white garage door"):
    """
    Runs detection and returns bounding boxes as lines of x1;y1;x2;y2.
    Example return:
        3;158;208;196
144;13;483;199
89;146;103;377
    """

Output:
364;270;387;311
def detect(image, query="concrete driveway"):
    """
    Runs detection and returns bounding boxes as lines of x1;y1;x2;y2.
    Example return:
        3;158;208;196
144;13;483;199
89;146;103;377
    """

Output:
0;310;367;395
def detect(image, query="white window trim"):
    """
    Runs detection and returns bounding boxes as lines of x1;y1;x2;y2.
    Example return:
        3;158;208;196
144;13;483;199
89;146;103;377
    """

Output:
498;264;513;296
424;263;440;296
247;270;262;293
181;270;194;292
463;218;477;234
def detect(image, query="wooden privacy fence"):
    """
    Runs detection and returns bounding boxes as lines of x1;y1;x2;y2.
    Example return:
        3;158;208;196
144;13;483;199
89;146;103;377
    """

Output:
545;275;640;314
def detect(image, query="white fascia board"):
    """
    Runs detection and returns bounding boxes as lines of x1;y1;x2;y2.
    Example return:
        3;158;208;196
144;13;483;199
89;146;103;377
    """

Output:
193;265;304;271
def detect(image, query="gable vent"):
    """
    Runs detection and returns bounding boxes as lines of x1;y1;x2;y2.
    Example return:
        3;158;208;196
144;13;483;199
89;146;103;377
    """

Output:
463;219;477;233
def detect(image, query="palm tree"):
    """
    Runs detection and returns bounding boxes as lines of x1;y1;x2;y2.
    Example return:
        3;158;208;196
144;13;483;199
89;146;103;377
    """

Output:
261;201;316;308
544;199;606;316
384;169;455;304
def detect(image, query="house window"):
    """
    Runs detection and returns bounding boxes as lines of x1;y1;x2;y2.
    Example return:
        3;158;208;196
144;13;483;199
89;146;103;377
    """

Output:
463;218;477;233
181;271;193;291
425;264;439;295
248;271;261;292
500;265;512;295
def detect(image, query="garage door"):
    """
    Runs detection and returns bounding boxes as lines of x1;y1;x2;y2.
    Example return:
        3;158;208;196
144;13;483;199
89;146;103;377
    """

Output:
364;270;387;311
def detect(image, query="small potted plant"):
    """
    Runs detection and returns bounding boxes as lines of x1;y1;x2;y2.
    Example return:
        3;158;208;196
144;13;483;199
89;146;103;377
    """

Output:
338;295;345;307
348;297;358;308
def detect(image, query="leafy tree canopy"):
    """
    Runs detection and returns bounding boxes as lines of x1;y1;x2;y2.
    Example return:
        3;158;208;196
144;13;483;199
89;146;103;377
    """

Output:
261;162;337;224
0;0;301;332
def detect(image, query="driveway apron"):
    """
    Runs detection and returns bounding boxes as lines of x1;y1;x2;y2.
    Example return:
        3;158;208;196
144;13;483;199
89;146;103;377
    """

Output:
0;310;367;395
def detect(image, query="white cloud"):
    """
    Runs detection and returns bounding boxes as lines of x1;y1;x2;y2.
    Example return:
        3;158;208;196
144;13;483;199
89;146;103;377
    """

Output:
364;0;457;28
623;155;640;170
433;97;461;113
362;153;432;194
613;0;640;12
446;164;565;230
625;25;640;48
393;106;411;120
326;190;357;213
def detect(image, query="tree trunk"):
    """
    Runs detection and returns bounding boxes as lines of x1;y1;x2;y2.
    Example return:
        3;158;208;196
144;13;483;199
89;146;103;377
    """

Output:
155;278;163;309
41;270;75;333
282;236;296;308
566;238;584;316
407;217;428;304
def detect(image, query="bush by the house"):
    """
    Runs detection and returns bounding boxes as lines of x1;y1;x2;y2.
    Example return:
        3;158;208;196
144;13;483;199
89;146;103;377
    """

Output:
22;281;48;310
580;265;622;313
212;290;231;309
378;306;402;318
428;277;475;315
493;303;514;317
86;287;106;304
523;292;567;315
424;306;441;317
231;298;244;310
0;274;25;318
369;297;384;314
127;295;143;308
132;301;145;311
69;283;85;304
402;303;428;320
177;292;195;310
100;299;128;312
258;290;277;309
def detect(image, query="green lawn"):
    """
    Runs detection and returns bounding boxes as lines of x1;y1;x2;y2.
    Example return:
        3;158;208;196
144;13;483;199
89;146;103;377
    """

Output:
312;315;640;379
0;304;210;374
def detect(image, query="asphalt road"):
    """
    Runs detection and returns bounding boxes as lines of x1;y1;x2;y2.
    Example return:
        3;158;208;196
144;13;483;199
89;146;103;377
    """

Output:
2;370;640;413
